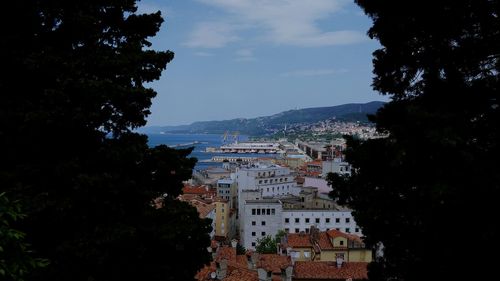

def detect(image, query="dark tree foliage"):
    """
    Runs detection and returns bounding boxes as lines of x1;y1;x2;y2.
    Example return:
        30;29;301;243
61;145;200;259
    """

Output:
328;1;499;280
0;193;49;281
0;1;211;280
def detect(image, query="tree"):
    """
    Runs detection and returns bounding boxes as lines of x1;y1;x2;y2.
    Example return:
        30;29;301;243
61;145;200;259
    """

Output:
255;230;287;254
0;193;48;281
0;1;211;280
328;1;499;280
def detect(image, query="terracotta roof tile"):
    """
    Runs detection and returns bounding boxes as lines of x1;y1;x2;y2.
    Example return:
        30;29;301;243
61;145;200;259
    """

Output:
317;232;334;250
223;268;258;281
294;261;368;280
326;229;363;243
257;254;291;273
216;246;236;262
287;233;313;248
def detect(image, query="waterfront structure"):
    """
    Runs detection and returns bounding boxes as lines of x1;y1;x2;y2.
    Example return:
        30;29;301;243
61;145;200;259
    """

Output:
219;142;281;154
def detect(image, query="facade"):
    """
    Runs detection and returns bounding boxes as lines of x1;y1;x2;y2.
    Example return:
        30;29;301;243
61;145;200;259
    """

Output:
282;209;360;235
280;227;372;264
235;162;300;198
241;199;283;249
216;177;238;209
321;158;351;177
214;198;230;238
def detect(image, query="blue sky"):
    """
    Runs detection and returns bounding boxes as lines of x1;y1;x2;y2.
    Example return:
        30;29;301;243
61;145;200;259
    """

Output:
137;0;386;126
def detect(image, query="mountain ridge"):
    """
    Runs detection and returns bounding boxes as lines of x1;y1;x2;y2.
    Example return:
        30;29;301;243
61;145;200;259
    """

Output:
141;101;385;136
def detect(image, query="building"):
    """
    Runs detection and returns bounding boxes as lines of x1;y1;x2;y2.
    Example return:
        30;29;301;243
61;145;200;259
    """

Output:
214;198;231;239
293;261;368;281
217;177;238;209
280;227;372;263
241;199;283;249
321;158;351;177
196;245;293;281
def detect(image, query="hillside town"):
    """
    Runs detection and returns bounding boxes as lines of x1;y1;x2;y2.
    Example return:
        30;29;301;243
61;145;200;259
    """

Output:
176;136;375;280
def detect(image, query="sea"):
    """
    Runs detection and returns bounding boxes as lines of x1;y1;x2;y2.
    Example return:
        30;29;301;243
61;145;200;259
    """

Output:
146;133;276;171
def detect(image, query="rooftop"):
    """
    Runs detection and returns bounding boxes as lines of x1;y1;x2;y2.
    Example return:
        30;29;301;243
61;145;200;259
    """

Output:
294;261;368;280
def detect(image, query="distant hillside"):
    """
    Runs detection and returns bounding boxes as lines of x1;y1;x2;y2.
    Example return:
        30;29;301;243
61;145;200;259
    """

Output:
141;101;385;136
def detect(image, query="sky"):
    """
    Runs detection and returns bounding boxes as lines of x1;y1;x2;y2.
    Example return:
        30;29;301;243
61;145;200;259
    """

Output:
137;0;386;126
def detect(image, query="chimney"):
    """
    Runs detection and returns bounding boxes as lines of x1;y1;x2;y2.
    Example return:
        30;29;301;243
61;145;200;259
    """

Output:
247;252;259;269
231;239;238;248
280;266;293;281
215;259;228;280
336;257;344;268
257;268;272;281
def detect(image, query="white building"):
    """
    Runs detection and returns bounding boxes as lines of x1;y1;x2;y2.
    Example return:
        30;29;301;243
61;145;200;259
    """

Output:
235;162;300;198
282;209;360;235
241;199;283;249
322;158;351;177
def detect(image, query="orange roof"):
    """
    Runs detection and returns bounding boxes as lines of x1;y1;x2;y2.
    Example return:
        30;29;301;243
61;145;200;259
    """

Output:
216;246;236;262
187;199;215;218
223;268;258;281
326;229;363;243
317;232;334;250
257;254;291;274
182;185;216;195
287;233;312;248
294;261;368;280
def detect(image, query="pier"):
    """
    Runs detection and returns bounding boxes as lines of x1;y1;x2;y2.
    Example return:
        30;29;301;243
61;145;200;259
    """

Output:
168;141;200;148
211;156;257;163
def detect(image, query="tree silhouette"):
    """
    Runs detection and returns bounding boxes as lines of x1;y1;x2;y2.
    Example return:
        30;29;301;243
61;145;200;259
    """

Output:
0;1;211;280
329;1;499;280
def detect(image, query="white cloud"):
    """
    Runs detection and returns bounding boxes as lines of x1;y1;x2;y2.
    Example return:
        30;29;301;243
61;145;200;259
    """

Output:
184;22;240;48
189;0;366;47
136;1;170;16
280;68;348;77
234;48;255;61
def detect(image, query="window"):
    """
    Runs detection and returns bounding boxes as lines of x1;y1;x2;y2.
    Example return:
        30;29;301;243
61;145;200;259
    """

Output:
346;218;350;223
267;187;269;192
285;228;289;233
305;218;310;223
267;209;270;215
355;228;360;233
252;221;256;226
315;218;320;223
257;209;261;215
304;251;311;258
335;218;340;223
252;242;256;247
261;221;266;226
252;232;256;236
261;232;266;236
262;208;266;215
339;240;344;246
305;228;310;233
285;218;289;223
336;228;340;231
295;228;300;233
295;218;300;223
272;209;275;215
252;209;256;215
345;228;350;233
326;218;330;223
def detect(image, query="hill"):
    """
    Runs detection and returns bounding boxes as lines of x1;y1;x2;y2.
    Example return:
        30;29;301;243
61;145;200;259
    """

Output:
141;101;385;136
